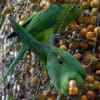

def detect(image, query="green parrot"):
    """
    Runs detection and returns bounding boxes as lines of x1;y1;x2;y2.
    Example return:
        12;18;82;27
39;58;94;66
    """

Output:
1;3;87;84
5;17;86;96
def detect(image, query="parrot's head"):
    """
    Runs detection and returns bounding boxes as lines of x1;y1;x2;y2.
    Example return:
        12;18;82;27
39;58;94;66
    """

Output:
61;2;88;14
60;71;83;95
47;46;86;96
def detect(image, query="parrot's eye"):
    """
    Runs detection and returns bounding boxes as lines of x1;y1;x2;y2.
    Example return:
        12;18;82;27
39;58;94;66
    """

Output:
75;5;80;8
77;5;80;8
70;5;80;10
57;54;63;64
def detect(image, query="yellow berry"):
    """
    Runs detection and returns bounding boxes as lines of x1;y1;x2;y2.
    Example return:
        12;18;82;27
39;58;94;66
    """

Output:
69;87;78;95
86;75;94;83
91;8;98;16
32;76;39;85
86;31;94;40
73;53;82;61
90;0;99;8
60;44;67;50
94;27;100;35
81;95;88;100
43;70;48;77
94;81;100;89
87;90;95;100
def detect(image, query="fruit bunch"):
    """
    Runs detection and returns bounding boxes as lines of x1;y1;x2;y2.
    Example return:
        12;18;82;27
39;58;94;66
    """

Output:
0;0;100;99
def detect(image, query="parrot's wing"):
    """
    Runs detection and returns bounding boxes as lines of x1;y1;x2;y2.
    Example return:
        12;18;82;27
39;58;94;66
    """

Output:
6;8;47;39
7;4;61;42
24;4;61;36
22;9;45;27
7;9;43;39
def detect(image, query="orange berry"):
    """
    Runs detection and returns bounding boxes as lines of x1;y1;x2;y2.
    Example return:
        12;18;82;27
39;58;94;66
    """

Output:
80;28;88;38
47;94;56;100
81;95;88;100
94;27;100;35
90;0;99;8
69;22;78;29
80;41;89;49
86;75;94;83
86;31;94;40
39;0;46;9
19;14;25;21
91;8;98;16
43;70;48;77
43;90;49;96
69;87;78;95
87;24;94;32
89;16;97;24
81;28;88;36
96;70;100;74
59;39;66;45
45;1;52;8
69;42;79;50
32;76;39;85
87;90;95;100
60;44;67;50
73;53;82;61
38;90;49;100
83;52;96;63
94;81;100;89
84;16;90;24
